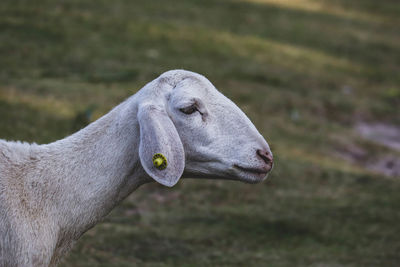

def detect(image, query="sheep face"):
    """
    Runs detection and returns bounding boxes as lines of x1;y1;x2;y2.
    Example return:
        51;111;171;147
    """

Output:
168;73;273;184
137;70;273;187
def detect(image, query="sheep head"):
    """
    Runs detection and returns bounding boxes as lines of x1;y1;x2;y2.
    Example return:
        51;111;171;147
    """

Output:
137;70;273;187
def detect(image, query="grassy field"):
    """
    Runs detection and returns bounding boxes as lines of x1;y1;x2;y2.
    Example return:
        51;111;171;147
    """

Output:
1;0;400;266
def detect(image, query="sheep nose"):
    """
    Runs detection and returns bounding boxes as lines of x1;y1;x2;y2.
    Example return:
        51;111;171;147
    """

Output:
256;149;273;166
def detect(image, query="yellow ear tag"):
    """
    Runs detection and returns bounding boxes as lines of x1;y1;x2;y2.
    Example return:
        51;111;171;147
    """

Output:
152;153;167;170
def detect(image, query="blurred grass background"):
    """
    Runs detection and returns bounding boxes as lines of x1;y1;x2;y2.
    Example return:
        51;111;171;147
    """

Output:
1;0;400;266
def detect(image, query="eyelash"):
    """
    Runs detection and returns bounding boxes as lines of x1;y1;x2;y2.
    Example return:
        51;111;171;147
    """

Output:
179;105;198;115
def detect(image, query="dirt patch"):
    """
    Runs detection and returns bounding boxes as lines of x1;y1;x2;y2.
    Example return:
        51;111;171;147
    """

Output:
356;122;400;151
369;155;400;177
335;122;400;177
355;122;400;177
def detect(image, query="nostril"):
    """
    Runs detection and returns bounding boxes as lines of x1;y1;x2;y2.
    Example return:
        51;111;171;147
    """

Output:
257;149;273;165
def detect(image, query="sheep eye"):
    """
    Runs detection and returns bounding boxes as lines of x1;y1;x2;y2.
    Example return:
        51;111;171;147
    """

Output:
179;105;197;115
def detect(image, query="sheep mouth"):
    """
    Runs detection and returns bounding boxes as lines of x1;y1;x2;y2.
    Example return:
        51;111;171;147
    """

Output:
233;164;269;175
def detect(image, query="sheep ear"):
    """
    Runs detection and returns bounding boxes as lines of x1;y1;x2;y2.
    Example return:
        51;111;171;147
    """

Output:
137;104;185;187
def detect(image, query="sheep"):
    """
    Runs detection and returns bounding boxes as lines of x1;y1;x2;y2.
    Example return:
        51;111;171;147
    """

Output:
0;69;273;266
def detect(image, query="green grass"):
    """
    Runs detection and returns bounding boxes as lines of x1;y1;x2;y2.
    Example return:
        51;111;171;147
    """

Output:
1;0;399;266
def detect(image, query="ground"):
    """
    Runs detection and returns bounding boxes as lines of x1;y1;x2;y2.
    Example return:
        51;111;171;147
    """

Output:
0;0;399;266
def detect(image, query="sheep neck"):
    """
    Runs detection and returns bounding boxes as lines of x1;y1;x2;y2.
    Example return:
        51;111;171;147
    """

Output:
42;97;149;262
